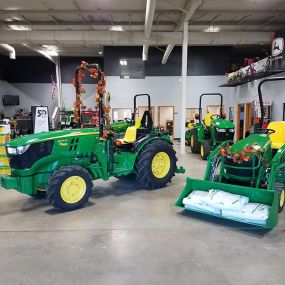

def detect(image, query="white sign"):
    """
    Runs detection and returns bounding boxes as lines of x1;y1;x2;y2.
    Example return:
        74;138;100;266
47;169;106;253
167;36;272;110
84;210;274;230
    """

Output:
34;106;49;133
272;37;284;57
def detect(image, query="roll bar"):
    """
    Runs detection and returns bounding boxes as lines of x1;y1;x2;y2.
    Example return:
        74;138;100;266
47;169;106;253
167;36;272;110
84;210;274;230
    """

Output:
132;94;151;121
198;93;223;123
257;77;285;128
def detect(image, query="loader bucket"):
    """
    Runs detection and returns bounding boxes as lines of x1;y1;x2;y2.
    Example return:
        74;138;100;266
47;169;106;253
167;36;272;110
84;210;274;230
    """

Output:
176;178;279;229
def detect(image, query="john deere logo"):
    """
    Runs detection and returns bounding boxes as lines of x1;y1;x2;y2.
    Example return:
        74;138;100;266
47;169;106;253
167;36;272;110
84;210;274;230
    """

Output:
272;38;284;57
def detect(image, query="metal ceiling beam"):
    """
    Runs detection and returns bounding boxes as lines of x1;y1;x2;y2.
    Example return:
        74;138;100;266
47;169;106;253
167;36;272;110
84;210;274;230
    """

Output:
162;0;202;64
143;0;156;61
0;30;271;46
0;9;180;15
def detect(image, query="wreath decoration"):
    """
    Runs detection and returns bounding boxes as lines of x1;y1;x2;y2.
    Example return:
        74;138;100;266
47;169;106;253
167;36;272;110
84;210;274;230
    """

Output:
72;61;111;136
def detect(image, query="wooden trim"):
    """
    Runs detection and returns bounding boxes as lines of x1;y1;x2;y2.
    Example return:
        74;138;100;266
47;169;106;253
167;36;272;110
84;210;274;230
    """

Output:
158;105;175;139
245;102;252;136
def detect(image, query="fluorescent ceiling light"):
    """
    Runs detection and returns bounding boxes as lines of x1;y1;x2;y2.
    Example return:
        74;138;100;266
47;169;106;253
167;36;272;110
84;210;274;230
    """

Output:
119;59;127;66
98;51;103;55
9;25;31;31
205;25;220;32
47;50;58;56
110;25;124;32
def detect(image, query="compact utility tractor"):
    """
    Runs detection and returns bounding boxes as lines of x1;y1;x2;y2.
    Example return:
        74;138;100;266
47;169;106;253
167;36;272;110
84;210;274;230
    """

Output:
186;93;235;160
0;63;184;211
177;78;285;228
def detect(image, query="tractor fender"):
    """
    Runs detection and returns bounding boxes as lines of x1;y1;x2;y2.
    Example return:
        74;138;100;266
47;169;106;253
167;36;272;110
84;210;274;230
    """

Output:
192;124;205;142
268;144;285;189
134;135;172;154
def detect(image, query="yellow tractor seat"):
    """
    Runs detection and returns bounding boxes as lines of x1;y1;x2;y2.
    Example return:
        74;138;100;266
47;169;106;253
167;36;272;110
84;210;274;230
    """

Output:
268;122;285;150
119;117;142;144
204;113;215;127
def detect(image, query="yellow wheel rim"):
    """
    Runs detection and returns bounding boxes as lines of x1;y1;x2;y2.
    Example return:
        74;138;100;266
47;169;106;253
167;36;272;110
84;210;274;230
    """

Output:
201;145;204;157
280;189;285;209
151;152;171;179
190;135;194;147
60;176;86;204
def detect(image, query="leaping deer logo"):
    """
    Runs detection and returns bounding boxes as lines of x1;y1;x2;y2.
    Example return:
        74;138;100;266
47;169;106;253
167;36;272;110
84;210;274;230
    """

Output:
273;42;280;51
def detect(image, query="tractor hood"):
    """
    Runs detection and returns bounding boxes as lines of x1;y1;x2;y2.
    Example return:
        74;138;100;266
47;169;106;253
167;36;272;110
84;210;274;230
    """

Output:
212;118;235;129
229;134;270;153
6;128;100;147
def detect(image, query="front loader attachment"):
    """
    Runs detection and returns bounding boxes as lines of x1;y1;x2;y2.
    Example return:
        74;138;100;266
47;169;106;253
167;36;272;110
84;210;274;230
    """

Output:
176;178;278;229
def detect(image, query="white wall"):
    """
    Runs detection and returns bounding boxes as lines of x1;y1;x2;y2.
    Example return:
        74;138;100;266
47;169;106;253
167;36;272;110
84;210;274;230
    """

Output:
0;80;40;118
106;76;236;138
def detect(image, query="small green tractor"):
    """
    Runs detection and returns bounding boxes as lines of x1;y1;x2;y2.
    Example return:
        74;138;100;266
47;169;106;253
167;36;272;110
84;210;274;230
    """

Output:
186;93;235;160
177;77;285;228
0;64;184;211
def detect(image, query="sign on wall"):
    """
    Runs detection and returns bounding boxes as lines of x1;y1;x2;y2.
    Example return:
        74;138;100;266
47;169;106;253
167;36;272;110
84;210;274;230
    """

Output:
31;106;49;133
272;38;284;57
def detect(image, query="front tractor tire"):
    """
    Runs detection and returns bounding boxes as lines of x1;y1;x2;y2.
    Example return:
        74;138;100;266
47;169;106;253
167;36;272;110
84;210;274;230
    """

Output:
46;165;92;211
274;182;285;213
135;140;177;189
190;129;200;154
200;141;211;160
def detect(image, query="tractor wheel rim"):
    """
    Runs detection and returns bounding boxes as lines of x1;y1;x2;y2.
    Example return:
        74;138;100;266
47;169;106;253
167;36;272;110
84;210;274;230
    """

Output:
201;145;204;157
60;176;86;204
151;152;171;178
190;135;194;147
280;189;285;208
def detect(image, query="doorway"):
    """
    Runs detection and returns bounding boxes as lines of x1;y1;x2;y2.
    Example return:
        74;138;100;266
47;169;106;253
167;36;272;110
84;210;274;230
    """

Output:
245;102;252;137
158;106;174;137
138;106;155;123
112;108;132;122
186;108;199;124
237;103;245;140
207;105;224;114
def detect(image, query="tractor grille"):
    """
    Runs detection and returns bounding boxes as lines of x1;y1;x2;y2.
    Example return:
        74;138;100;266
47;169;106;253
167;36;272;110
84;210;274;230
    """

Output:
7;141;54;170
224;156;259;177
215;129;234;142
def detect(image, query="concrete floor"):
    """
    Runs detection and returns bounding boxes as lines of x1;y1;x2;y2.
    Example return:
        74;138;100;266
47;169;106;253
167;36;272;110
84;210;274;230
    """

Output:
0;144;284;285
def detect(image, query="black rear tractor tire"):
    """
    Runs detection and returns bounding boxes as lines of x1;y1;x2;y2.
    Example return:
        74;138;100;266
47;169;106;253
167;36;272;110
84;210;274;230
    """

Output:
190;129;200;154
200;141;211;160
135;140;177;189
274;182;285;213
46;165;93;211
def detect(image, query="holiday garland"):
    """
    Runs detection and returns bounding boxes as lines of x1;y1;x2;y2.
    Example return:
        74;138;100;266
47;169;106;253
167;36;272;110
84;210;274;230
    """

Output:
72;61;111;135
220;143;268;166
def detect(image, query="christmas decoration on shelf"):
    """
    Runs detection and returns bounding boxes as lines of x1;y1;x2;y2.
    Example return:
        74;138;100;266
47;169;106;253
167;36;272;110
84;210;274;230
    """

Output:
72;61;111;136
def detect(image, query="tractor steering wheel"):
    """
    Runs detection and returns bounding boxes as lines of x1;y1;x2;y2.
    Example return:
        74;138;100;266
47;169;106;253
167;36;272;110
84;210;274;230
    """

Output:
210;114;220;119
255;128;275;135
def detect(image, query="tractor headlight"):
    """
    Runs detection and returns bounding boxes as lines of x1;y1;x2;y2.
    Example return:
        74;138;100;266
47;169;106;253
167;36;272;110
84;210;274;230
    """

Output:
6;147;17;155
229;129;235;133
16;145;30;155
216;128;226;132
6;145;30;155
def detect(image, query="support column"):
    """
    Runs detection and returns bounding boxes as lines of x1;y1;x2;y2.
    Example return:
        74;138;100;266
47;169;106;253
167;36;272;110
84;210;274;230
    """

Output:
180;21;188;154
55;57;62;108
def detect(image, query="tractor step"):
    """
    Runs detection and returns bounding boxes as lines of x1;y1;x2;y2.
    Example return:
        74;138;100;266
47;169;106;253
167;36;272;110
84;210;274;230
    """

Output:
176;178;278;229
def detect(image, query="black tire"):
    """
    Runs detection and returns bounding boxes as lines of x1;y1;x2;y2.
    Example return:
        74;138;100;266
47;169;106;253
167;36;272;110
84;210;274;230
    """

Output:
200;141;211;160
190;129;200;154
46;165;92;211
134;140;177;189
274;182;285;213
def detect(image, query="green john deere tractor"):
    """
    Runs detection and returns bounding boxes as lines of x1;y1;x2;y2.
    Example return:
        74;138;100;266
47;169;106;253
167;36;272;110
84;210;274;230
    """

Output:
0;64;184;211
187;93;235;160
177;77;285;228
